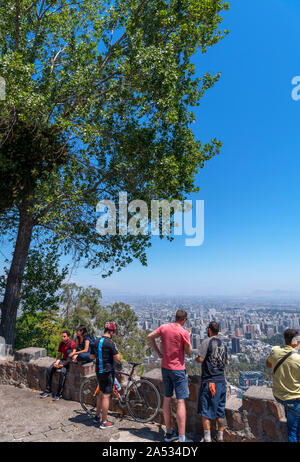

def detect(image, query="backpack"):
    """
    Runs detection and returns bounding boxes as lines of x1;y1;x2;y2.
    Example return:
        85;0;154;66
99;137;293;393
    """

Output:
87;336;97;352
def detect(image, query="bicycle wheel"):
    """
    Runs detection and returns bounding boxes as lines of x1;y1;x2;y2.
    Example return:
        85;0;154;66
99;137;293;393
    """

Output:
80;376;98;416
126;379;161;423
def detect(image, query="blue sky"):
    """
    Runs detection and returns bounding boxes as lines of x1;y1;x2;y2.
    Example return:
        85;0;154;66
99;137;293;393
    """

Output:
85;0;300;297
2;0;300;297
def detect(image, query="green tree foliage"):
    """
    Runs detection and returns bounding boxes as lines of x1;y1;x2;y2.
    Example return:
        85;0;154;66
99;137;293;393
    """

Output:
261;334;283;346
0;0;230;345
0;246;68;314
60;283;103;334
95;301;151;363
14;310;63;357
226;360;273;387
60;283;150;362
20;247;68;314
0;120;70;214
1;247;68;355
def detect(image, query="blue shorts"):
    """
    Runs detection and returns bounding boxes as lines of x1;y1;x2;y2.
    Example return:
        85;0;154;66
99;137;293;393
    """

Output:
197;382;226;420
162;368;189;400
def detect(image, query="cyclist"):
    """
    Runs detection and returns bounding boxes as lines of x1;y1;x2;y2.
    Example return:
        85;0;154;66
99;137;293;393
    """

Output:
90;322;120;428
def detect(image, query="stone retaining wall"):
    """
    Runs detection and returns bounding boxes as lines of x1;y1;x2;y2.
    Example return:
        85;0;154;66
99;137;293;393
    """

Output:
140;370;288;442
0;347;96;402
0;348;288;442
0;347;138;417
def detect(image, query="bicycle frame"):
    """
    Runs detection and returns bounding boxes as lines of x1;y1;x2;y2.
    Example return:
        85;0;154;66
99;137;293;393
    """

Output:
93;364;139;407
82;363;160;423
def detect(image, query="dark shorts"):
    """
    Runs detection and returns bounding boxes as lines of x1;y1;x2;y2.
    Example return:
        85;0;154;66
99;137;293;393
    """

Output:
96;371;115;395
162;368;189;400
197;382;226;420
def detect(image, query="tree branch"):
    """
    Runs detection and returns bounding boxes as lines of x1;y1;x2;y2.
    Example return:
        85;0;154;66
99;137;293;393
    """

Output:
24;0;40;14
14;0;20;51
50;45;67;73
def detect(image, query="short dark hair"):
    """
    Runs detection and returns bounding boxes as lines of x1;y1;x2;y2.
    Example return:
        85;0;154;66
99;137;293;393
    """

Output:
208;321;219;335
62;330;71;338
284;329;299;345
175;310;188;322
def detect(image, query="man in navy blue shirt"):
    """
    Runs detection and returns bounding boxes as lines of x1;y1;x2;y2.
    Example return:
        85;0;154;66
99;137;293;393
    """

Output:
90;322;120;429
196;321;228;442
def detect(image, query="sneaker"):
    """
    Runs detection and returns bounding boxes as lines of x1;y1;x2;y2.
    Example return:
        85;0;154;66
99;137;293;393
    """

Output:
52;393;62;401
99;420;114;429
40;391;51;398
179;437;194;443
200;437;212;442
164;429;179;442
93;414;102;424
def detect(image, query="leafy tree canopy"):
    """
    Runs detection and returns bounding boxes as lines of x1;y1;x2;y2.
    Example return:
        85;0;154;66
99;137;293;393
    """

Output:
60;282;103;334
0;246;68;314
0;0;229;272
0;0;229;345
60;282;150;362
14;310;63;357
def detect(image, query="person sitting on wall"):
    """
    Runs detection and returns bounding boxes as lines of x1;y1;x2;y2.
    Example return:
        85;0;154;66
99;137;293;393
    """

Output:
68;325;93;364
40;330;75;401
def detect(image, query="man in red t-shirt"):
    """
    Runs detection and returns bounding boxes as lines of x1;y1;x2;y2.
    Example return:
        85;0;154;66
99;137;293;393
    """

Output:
148;310;192;442
40;330;75;401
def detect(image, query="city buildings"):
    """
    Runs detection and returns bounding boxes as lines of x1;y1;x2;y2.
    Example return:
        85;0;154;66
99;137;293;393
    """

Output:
102;294;300;394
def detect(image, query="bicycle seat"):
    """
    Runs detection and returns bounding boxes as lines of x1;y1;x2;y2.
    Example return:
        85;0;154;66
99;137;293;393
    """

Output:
129;362;142;367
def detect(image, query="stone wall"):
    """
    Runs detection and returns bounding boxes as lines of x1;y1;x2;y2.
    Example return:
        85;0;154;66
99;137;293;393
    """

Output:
0;348;288;442
226;386;287;442
141;369;204;436
141;369;288;442
0;347;96;402
0;347;138;417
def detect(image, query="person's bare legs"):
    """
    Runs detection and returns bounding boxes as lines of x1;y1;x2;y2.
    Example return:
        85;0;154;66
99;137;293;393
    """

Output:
202;416;212;441
96;393;101;417
100;391;111;422
217;417;224;431
216;417;224;441
177;399;186;436
163;396;172;431
202;416;210;430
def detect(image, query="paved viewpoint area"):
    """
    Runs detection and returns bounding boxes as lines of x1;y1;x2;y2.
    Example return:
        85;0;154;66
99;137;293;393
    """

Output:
0;384;163;443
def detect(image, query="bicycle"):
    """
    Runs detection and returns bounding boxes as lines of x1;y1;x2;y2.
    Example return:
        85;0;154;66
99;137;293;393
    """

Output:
80;361;161;423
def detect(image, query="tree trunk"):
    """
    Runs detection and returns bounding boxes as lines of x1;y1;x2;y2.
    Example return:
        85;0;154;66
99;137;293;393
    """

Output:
0;201;34;347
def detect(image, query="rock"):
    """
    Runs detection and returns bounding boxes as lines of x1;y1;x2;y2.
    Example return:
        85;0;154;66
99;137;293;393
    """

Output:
14;348;47;362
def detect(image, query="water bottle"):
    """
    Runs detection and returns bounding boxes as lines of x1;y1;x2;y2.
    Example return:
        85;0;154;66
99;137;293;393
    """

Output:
114;377;121;390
